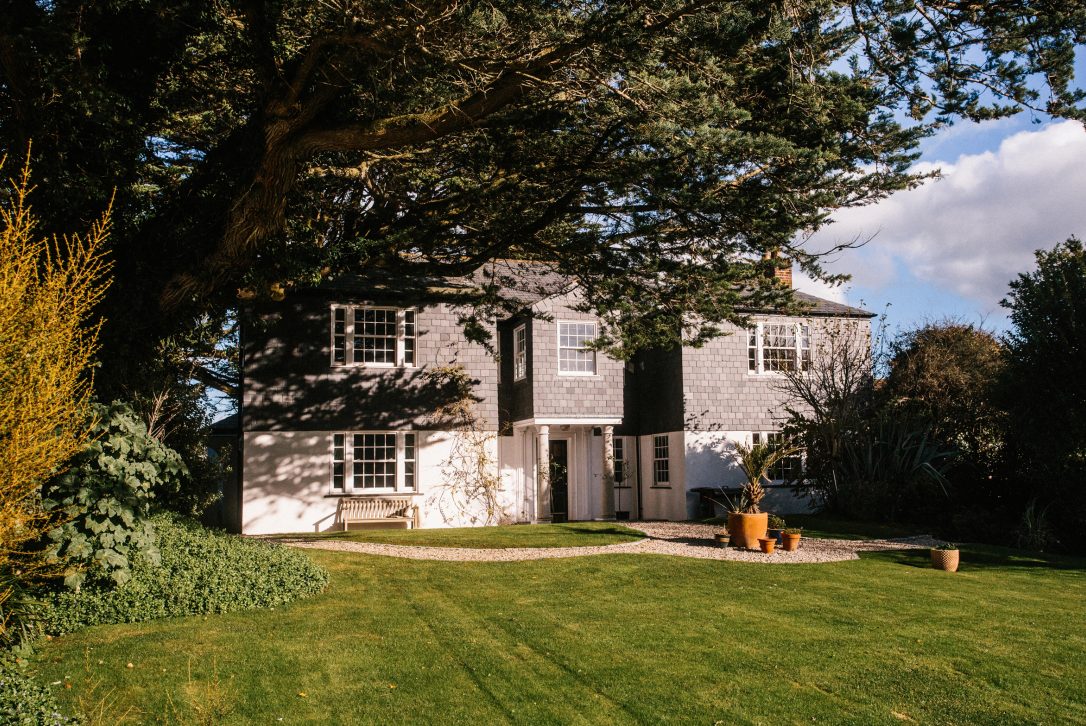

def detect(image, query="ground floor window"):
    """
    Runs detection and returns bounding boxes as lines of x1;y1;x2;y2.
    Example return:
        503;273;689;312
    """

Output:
752;431;802;482
652;435;670;487
613;436;630;488
331;431;417;493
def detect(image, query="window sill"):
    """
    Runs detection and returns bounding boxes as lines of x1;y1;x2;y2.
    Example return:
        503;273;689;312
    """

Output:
325;492;421;498
332;363;416;370
556;372;598;377
649;485;672;489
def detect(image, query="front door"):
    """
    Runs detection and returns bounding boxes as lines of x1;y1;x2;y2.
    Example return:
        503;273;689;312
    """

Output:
549;439;569;523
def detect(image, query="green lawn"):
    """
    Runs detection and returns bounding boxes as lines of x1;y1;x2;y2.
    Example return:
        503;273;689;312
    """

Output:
32;543;1086;724
274;521;643;548
782;514;931;541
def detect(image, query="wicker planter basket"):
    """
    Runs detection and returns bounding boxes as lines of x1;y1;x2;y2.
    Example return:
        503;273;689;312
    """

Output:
931;549;960;572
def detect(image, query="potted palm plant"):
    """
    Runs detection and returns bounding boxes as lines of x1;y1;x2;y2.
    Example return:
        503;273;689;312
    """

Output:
727;439;800;549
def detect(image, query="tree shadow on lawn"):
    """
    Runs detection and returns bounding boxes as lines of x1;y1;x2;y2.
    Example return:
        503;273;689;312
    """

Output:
863;544;1086;573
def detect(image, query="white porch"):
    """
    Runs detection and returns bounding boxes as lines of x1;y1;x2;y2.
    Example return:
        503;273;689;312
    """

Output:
500;418;637;524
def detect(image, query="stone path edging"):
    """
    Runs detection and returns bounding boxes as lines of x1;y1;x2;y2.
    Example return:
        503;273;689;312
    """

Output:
280;521;941;564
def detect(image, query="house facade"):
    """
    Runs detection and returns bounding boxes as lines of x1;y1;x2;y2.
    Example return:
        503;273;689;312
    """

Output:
237;263;873;534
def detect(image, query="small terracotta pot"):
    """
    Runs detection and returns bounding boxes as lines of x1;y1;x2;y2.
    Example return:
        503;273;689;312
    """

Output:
758;537;776;554
931;549;960;572
781;533;802;552
714;532;729;545
727;512;769;549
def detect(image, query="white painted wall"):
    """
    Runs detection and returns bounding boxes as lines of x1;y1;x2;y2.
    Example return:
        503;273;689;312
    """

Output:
638;431;687;521
242;430;513;534
684;430;814;517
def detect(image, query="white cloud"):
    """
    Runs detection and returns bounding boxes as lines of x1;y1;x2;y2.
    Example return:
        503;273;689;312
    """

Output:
806;120;1086;311
793;269;847;304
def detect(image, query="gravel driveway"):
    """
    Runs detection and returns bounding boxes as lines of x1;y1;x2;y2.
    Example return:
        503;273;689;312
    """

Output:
283;521;941;564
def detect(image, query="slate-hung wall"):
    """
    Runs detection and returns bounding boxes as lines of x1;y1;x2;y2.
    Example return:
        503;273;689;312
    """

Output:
680;315;866;432
243;294;499;433
497;315;534;425
528;293;625;420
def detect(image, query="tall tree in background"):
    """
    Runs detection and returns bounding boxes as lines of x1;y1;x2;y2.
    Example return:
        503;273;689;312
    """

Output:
2;0;1084;402
1002;238;1086;544
886;322;1010;537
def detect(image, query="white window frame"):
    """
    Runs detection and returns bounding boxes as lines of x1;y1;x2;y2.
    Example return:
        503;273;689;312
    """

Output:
747;321;811;374
330;305;417;368
652;434;670;488
513;324;527;381
752;431;803;482
557;320;598;376
613;436;631;489
330;431;418;494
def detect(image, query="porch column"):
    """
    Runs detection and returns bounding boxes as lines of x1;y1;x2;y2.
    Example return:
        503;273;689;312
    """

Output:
600;425;616;520
536;425;552;522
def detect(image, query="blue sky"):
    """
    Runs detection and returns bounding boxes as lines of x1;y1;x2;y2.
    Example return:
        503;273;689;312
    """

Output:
795;52;1086;336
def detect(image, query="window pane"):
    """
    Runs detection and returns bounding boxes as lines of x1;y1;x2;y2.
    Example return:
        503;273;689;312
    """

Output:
353;433;396;489
613;438;625;486
558;322;596;373
332;433;345;489
333;309;346;364
403;311;416;366
653;435;669;485
762;323;797;372
404;433;416;491
514;326;527;380
355;308;397;364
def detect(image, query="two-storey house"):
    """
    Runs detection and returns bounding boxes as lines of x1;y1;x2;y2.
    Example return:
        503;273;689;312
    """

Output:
235;261;873;534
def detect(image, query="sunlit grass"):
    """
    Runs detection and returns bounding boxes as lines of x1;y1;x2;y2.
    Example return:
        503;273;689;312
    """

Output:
32;540;1086;724
274;521;644;548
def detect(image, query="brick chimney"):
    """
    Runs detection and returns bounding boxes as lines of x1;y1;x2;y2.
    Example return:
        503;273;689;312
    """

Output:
774;264;793;288
762;249;792;288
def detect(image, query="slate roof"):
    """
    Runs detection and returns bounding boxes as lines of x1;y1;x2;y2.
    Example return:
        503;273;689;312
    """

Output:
741;290;875;318
317;261;872;318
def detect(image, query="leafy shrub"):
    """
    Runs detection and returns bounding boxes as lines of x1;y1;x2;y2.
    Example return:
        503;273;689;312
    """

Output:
42;402;187;589
41;514;328;634
0;656;77;725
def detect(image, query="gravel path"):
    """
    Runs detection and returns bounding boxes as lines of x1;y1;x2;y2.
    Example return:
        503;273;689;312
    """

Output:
282;521;941;564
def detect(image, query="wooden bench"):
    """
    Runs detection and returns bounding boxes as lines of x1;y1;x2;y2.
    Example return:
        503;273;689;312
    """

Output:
338;496;420;531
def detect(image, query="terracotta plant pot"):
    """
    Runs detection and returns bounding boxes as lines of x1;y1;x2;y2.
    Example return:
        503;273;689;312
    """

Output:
781;532;802;552
727;512;768;549
714;532;729;545
931;549;960;572
758;537;776;554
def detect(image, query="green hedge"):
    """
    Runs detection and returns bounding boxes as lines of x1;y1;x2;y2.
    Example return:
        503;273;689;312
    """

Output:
0;657;77;725
41;514;328;634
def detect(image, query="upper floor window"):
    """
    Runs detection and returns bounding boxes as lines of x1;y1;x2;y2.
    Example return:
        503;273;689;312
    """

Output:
332;431;417;493
558;321;597;375
331;305;416;367
748;322;810;373
513;324;527;381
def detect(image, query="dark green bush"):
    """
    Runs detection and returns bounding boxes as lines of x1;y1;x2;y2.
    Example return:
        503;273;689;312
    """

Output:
42;402;186;589
41;514;328;634
0;656;77;725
